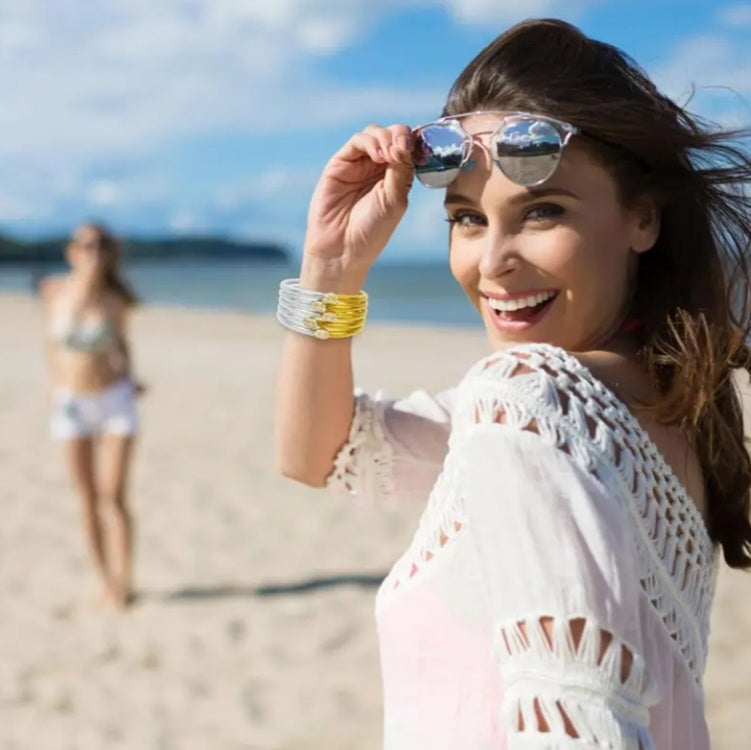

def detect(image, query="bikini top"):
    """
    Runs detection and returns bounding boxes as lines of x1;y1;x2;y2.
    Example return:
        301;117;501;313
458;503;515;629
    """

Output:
50;315;118;354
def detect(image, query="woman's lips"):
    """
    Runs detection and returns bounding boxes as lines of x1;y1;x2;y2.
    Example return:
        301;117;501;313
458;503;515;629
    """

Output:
483;292;558;333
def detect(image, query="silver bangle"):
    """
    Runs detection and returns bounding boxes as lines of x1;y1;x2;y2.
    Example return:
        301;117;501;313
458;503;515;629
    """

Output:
276;278;368;340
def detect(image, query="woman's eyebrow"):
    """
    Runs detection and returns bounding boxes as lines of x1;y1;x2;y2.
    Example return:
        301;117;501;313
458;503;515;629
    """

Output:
444;186;581;208
444;192;476;207
509;186;581;203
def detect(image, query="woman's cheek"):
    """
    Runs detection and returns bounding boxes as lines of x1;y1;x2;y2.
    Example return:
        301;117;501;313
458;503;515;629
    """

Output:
449;243;480;287
526;229;586;274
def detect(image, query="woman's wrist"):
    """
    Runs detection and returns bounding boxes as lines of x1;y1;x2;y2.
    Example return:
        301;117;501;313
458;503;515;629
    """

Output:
299;255;369;294
277;278;368;340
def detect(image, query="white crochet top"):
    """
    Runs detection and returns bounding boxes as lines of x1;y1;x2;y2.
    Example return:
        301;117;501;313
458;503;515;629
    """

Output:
328;343;718;750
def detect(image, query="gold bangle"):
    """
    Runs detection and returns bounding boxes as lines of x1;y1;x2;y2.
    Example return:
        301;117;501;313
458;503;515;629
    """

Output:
277;278;369;339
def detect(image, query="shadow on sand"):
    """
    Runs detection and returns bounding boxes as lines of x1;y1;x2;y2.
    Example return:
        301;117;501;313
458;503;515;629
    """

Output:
137;572;387;604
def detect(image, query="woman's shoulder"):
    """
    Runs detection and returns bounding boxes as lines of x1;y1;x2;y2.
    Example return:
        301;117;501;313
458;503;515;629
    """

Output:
38;272;66;292
452;342;649;448
37;273;68;306
459;342;650;406
453;343;704;504
459;342;589;393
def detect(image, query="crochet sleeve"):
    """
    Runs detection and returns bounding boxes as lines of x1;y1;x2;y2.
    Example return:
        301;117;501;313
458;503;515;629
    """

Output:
326;388;454;505
455;351;660;749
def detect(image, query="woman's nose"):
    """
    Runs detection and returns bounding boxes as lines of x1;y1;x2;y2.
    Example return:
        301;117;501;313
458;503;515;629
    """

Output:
477;234;521;280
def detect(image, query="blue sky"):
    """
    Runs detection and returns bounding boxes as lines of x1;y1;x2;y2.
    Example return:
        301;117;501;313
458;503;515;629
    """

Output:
1;0;750;261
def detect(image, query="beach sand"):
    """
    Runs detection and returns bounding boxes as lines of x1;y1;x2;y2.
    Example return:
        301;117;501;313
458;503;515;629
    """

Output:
0;293;748;749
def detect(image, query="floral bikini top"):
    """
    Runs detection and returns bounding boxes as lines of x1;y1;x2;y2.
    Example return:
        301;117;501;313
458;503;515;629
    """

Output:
50;314;118;354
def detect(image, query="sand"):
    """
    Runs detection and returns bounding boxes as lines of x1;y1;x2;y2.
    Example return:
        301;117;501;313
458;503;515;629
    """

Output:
0;292;748;749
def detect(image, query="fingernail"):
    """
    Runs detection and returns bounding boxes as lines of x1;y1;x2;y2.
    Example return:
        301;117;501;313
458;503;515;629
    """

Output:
397;134;413;152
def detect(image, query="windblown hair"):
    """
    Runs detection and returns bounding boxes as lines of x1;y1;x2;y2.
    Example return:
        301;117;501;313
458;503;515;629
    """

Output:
85;222;139;307
445;19;751;568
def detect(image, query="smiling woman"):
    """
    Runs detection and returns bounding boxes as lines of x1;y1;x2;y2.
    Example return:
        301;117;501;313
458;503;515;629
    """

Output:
274;17;751;750
443;132;658;352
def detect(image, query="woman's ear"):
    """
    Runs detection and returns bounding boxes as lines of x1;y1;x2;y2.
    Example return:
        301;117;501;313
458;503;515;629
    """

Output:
629;197;661;254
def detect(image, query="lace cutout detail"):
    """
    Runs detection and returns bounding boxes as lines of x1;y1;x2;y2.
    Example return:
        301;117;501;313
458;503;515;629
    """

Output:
380;344;715;687
497;615;659;749
327;393;394;502
378;368;544;595
448;344;717;687
384;453;467;592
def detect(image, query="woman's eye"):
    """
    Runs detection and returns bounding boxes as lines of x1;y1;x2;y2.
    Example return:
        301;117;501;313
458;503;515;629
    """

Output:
524;203;564;222
445;212;486;229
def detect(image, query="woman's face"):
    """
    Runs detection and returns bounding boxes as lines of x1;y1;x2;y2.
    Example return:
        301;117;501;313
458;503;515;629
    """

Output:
447;114;658;352
66;225;106;278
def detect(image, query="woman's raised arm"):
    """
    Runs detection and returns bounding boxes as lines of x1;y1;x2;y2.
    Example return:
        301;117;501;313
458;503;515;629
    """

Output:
275;124;415;486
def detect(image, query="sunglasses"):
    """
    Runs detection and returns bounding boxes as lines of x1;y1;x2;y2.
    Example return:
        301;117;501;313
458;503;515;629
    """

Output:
412;111;583;189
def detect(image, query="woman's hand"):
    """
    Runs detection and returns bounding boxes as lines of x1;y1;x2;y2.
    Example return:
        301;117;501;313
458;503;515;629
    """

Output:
133;380;147;397
302;123;415;282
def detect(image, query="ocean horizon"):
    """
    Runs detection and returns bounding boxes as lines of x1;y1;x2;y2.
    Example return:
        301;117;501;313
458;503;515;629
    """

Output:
0;257;482;328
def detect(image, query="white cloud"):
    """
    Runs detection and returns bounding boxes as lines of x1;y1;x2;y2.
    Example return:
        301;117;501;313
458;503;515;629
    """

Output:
212;168;319;210
0;191;45;223
717;3;751;27
297;15;361;55
168;209;209;234
443;0;596;23
651;32;751;122
88;180;122;207
0;0;598;165
0;0;738;241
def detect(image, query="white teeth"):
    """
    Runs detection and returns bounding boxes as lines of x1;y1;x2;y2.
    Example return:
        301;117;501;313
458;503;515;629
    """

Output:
487;290;556;312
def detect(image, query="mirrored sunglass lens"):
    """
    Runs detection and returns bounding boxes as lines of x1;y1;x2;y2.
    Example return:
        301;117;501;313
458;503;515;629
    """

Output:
494;118;563;186
413;124;466;188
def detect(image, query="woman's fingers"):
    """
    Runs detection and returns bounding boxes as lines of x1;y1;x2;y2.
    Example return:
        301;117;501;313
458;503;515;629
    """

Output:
304;123;416;262
335;124;414;167
384;160;415;205
323;123;416;207
334;132;385;164
385;124;414;165
369;123;413;165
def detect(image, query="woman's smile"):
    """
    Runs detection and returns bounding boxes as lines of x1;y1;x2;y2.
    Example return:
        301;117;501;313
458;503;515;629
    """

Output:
483;289;559;332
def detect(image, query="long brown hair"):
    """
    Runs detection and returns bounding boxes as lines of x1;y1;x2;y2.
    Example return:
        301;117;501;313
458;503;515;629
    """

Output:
445;19;751;568
85;222;139;307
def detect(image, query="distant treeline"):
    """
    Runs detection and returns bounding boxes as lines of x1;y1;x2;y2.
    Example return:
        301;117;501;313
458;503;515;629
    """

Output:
0;234;290;264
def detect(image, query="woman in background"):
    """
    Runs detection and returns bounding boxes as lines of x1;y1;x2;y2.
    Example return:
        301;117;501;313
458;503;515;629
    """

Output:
40;222;141;610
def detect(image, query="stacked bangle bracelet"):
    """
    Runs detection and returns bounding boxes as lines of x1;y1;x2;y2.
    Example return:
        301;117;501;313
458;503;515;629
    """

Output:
277;278;368;340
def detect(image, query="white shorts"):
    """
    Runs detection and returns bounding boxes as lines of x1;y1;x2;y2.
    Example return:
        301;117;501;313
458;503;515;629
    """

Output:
50;379;138;441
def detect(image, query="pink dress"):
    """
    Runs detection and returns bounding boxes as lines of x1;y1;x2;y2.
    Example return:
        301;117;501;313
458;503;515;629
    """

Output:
328;344;717;750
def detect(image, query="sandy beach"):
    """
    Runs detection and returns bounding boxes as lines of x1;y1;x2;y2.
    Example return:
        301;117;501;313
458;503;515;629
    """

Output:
0;292;748;749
